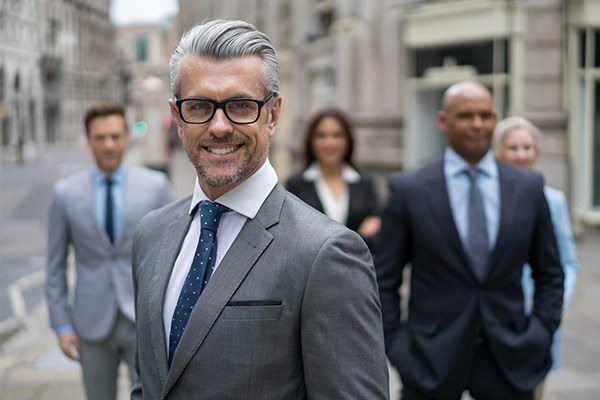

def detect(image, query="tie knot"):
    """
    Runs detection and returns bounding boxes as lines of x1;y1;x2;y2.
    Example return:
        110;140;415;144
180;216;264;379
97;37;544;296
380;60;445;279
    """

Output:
105;176;113;186
465;167;480;182
199;200;231;232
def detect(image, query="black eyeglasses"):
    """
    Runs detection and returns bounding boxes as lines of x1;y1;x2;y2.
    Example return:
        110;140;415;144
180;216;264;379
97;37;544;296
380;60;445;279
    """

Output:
175;93;275;125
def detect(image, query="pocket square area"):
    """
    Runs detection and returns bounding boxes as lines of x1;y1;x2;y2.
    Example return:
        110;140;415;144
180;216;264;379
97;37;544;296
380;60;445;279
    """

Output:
226;300;282;306
221;302;282;320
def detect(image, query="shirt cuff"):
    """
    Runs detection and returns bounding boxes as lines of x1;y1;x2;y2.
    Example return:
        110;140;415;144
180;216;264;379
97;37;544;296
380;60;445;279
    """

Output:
55;325;75;335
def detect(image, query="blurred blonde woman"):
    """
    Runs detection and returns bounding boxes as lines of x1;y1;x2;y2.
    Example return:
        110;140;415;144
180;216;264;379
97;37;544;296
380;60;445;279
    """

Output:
494;116;580;400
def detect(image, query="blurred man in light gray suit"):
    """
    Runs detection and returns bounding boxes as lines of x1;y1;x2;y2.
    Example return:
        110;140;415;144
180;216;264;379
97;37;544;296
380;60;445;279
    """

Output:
46;102;172;400
131;20;389;399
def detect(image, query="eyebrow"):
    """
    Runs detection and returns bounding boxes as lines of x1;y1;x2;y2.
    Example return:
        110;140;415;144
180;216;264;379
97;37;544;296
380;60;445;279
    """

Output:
183;92;258;100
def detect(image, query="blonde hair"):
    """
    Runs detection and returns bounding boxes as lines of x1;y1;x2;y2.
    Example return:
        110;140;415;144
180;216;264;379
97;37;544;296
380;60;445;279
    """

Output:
493;116;542;157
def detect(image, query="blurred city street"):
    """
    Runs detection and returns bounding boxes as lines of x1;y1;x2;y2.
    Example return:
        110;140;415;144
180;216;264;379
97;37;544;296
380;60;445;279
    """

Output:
0;144;195;399
0;146;599;399
1;0;600;398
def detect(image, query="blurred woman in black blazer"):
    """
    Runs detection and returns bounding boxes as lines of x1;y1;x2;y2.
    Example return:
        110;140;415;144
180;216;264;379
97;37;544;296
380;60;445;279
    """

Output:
286;108;380;245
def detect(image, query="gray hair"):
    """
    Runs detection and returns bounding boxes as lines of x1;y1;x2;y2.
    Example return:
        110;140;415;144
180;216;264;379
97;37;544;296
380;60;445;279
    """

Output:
493;116;542;156
169;19;280;98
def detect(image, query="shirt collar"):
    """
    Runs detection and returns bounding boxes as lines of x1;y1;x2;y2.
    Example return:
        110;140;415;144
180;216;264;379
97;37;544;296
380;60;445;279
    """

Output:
444;147;498;178
189;159;279;219
302;162;361;183
92;164;126;184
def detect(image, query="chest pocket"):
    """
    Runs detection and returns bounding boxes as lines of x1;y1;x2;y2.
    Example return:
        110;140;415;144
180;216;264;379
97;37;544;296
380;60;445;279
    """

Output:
221;301;282;321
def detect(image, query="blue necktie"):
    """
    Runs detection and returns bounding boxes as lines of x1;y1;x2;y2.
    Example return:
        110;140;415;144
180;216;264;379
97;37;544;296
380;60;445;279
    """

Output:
168;200;231;367
105;176;114;244
466;167;489;281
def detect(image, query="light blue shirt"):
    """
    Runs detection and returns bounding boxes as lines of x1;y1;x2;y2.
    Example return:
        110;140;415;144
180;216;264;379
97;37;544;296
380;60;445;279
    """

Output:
55;166;127;336
92;166;125;242
444;147;500;251
522;186;580;369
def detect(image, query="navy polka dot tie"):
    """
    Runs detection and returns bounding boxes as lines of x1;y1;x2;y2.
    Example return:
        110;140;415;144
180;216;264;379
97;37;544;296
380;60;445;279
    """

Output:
168;200;231;367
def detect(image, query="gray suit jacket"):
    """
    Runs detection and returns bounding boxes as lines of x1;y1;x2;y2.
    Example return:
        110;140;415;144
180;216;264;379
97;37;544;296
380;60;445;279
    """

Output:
131;183;389;399
46;165;172;341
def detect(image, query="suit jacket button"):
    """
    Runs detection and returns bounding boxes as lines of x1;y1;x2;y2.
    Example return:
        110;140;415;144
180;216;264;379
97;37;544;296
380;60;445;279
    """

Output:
475;327;485;345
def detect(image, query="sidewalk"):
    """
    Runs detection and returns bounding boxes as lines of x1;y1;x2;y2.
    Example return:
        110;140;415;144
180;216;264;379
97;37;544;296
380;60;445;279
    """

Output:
0;305;129;400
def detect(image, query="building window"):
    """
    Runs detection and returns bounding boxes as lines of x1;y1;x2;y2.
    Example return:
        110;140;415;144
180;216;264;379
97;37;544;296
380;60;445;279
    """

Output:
593;80;600;206
0;66;6;147
413;40;508;78
136;36;148;61
310;67;336;110
0;66;4;102
596;30;600;68
579;30;586;68
306;0;335;42
48;18;59;49
576;28;600;210
318;8;335;36
405;38;510;166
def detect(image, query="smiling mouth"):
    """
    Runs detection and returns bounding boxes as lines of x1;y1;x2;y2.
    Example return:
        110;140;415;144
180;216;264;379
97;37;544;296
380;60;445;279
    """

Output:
203;145;243;155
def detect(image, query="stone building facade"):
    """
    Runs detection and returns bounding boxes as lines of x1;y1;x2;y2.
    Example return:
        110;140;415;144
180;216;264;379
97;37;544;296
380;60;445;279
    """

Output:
177;0;599;230
0;0;47;161
115;17;179;172
386;0;599;230
0;0;123;160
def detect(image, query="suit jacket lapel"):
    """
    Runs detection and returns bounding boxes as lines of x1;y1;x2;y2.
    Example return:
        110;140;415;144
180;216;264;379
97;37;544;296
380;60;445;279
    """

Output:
117;166;135;250
306;181;324;212
424;161;475;281
347;182;359;229
162;184;286;398
148;203;194;387
486;161;517;278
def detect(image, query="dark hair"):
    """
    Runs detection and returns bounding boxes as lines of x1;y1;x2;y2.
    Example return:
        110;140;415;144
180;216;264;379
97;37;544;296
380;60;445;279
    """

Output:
302;108;356;169
84;102;127;136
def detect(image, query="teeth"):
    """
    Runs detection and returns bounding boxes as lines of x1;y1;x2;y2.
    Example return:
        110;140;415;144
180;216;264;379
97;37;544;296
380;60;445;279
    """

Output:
207;146;238;155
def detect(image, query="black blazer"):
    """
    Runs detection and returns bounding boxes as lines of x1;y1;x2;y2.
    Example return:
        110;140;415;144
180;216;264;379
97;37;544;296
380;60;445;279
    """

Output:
375;158;563;397
285;172;378;233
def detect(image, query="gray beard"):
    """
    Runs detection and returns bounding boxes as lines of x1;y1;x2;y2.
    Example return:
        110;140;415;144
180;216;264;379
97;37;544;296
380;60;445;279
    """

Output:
188;137;271;188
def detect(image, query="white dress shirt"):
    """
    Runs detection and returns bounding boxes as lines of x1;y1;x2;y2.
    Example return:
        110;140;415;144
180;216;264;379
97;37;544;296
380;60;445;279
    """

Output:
163;159;278;352
302;162;360;225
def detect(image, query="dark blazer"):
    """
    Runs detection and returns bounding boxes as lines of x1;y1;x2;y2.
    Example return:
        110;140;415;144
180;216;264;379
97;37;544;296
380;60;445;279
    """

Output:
285;171;379;233
375;158;564;397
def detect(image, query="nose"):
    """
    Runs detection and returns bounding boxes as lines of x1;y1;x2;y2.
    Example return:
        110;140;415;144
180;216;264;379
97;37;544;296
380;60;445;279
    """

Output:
472;115;483;129
103;137;116;150
517;148;529;159
323;136;338;147
209;109;234;137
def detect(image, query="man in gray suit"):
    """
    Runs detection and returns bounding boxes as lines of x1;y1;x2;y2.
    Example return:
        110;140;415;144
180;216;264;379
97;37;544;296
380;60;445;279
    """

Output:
46;102;172;400
131;20;389;399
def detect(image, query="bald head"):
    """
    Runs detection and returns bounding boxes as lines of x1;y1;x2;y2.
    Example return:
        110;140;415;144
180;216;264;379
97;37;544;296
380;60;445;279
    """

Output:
441;81;492;113
438;80;497;165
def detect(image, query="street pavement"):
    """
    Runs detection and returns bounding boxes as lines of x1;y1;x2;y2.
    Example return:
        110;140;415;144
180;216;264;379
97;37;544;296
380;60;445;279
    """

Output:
1;146;599;399
0;145;92;345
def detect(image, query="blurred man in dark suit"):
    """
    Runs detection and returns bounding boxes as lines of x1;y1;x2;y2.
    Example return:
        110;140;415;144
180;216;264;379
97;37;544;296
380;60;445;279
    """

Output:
376;81;564;400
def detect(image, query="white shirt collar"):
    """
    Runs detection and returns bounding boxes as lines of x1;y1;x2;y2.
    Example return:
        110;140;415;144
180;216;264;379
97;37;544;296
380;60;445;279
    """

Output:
189;159;279;219
444;147;498;178
302;162;361;183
